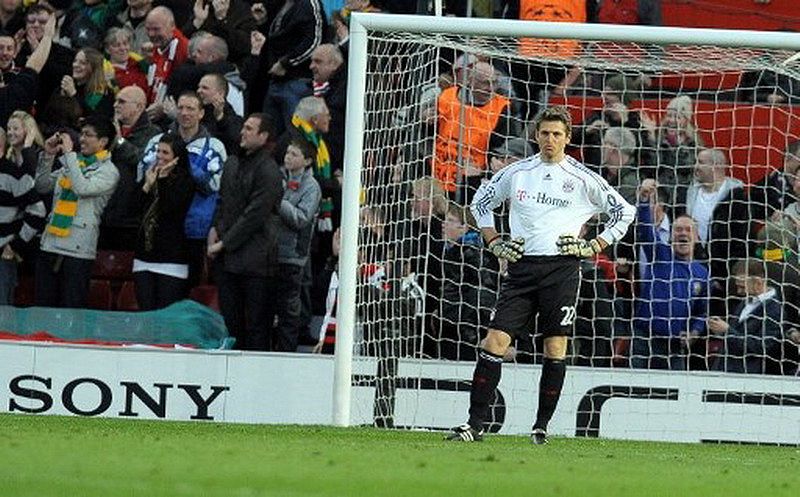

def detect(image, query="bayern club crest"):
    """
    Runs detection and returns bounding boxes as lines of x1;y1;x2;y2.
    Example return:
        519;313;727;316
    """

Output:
562;179;575;193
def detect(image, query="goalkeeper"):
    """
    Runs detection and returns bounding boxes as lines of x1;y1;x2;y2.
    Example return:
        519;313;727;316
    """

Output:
447;106;635;444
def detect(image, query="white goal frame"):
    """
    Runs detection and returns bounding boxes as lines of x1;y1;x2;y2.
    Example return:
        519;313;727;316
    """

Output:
333;13;800;427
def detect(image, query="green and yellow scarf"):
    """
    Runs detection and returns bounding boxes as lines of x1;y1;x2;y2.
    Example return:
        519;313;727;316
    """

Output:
47;150;110;237
292;115;331;180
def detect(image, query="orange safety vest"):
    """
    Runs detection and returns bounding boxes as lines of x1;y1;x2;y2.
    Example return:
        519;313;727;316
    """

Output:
519;0;586;59
433;86;510;193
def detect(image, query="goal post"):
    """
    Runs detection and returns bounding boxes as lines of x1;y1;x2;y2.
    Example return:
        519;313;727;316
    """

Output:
334;12;800;439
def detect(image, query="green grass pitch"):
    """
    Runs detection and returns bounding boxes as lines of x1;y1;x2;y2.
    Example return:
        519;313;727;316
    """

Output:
0;414;798;497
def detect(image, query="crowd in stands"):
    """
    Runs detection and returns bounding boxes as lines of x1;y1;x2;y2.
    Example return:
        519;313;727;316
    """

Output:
0;0;797;376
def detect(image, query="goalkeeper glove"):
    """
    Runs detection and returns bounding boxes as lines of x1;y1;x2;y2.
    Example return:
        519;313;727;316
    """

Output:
488;236;525;262
556;234;602;258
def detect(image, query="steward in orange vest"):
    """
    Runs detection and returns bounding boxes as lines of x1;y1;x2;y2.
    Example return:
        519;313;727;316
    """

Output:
433;62;513;199
503;0;587;58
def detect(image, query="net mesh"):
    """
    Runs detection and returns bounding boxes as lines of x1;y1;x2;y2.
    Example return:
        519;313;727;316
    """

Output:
351;30;800;429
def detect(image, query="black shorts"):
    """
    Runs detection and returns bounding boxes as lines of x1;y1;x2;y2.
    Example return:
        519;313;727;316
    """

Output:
489;255;580;339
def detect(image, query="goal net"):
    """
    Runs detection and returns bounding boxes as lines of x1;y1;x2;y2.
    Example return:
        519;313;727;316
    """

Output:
337;14;800;441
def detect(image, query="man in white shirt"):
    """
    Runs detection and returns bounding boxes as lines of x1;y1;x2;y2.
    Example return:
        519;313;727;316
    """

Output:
446;106;636;444
677;147;750;315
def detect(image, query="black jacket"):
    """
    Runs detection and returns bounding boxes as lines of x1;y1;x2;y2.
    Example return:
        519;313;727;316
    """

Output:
166;60;239;99
14;41;74;115
103;112;163;230
182;0;256;64
0;68;39;125
134;165;195;264
749;168;798;221
214;146;283;277
319;64;347;172
714;292;784;374
258;0;325;82
676;181;751;285
202;102;244;155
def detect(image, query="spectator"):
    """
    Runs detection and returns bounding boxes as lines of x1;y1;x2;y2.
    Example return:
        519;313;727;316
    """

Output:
111;0;154;55
167;32;246;117
573;224;617;367
599;126;641;205
740;53;800;105
676;148;750;316
502;0;586;118
197;73;243;153
750;139;799;221
756;173;800;352
60;47;116;120
60;0;117;50
133;132;194;310
631;178;709;371
708;260;783;374
270;138;321;351
0;126;46;305
278;96;337;232
407;176;447;345
430;61;516;203
105;27;149;94
654;95;704;204
312;227;341;354
139;91;227;287
6;111;44;172
0;0;23;34
430;202;497;361
575;74;655;169
14;4;75;116
251;0;324;135
309;44;346;172
99;85;161;250
34;116;120;308
210;113;282;351
182;0;255;64
143;6;189;105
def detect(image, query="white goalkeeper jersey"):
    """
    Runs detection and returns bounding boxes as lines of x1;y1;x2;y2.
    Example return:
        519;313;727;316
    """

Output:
470;154;636;256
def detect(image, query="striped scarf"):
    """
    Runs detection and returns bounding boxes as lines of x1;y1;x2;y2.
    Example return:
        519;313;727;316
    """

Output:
291;115;331;180
47;150;110;237
291;115;334;230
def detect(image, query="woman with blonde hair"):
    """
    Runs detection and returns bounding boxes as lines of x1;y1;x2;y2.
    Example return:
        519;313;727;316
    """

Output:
59;47;116;120
5;110;44;170
653;94;704;203
0;122;47;304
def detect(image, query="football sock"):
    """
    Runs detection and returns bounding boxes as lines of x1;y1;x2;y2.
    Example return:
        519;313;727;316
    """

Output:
467;349;503;430
533;357;566;431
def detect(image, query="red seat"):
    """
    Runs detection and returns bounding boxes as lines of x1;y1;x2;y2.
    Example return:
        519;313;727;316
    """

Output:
88;280;113;310
92;250;134;280
13;275;35;307
190;285;219;312
116;281;139;311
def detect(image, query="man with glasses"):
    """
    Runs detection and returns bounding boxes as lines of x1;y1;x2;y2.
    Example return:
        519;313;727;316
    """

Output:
34;116;120;308
99;86;162;250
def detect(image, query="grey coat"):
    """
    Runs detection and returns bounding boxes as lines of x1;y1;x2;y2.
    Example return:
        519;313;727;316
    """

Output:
36;151;120;260
277;167;321;267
